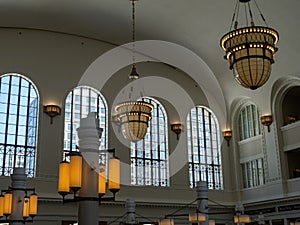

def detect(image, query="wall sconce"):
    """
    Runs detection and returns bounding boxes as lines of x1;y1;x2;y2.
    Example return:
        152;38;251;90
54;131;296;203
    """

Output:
43;104;61;124
223;130;232;146
260;115;273;132
0;168;38;223
171;123;184;140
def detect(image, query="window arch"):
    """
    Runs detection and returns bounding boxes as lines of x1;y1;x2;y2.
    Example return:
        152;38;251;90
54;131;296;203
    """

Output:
63;86;108;159
238;104;261;141
130;97;169;186
187;106;223;190
0;74;39;177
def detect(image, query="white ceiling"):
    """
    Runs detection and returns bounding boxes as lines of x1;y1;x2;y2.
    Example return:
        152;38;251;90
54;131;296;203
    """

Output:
0;0;299;94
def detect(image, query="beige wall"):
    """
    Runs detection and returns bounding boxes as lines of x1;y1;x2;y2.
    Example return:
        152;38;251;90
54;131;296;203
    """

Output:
0;27;299;225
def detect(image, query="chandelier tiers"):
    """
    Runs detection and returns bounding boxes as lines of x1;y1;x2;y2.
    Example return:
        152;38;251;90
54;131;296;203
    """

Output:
220;0;279;90
114;0;154;142
115;101;153;142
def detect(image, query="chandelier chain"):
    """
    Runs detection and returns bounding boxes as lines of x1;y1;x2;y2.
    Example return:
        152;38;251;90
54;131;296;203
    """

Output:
247;2;254;26
231;0;269;30
253;0;268;27
132;0;136;65
244;3;248;27
230;0;239;30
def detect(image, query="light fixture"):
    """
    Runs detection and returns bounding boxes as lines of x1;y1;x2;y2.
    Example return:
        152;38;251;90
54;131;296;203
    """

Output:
171;123;184;140
0;168;38;223
160;181;208;225
43;104;61;124
114;0;154;142
189;212;206;222
223;130;232;146
260;115;273;132
58;149;120;202
58;112;121;224
234;214;251;224
234;204;251;224
290;221;300;225
115;101;153;142
209;220;216;225
220;0;279;90
159;219;174;225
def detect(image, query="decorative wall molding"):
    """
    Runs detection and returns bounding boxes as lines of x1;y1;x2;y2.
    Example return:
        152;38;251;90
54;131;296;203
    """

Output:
271;76;300;181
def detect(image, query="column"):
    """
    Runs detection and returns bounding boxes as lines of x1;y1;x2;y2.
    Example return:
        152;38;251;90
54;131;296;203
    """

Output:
77;112;102;225
196;181;208;225
10;167;27;225
126;198;136;225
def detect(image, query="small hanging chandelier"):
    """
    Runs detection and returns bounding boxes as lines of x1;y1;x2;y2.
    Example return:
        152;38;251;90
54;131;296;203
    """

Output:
220;0;279;90
114;0;153;142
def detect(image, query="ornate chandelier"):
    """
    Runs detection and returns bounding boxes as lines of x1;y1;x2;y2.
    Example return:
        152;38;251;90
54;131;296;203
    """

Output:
114;0;153;142
220;0;279;90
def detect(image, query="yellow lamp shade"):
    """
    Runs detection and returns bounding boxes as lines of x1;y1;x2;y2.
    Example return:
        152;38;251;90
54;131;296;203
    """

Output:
58;161;70;196
23;196;30;218
69;155;82;192
108;158;120;193
3;192;12;216
159;219;174;225
234;215;251;224
209;220;216;225
29;193;38;217
189;213;206;222
0;195;4;217
98;165;106;196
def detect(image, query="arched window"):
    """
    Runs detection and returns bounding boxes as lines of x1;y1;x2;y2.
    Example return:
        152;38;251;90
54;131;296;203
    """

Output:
0;74;39;177
238;104;261;140
63;86;108;160
130;97;169;186
187;106;222;190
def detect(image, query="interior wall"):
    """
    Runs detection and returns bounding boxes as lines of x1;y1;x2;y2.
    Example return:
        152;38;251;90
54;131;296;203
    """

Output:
0;27;299;225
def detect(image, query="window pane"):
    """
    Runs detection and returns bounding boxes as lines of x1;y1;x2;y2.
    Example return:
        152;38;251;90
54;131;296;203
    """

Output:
239;104;261;141
130;97;169;187
63;86;108;161
187;106;222;190
0;74;38;177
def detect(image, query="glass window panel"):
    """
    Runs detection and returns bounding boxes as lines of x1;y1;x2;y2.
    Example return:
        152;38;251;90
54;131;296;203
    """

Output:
64;86;108;159
130;97;169;187
239;104;261;141
187;106;223;190
0;74;38;177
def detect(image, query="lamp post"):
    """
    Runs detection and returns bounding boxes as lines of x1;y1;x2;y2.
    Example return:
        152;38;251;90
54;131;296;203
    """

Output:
125;198;137;225
58;112;120;225
194;181;208;225
0;167;38;224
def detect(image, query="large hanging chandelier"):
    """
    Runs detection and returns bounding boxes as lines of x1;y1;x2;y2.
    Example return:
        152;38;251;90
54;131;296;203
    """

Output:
220;0;279;90
114;0;153;142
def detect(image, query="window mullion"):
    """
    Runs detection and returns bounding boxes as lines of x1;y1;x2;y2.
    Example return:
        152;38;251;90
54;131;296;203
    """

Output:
2;76;12;175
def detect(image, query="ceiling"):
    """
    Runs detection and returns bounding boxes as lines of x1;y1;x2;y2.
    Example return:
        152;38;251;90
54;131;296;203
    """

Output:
0;0;299;97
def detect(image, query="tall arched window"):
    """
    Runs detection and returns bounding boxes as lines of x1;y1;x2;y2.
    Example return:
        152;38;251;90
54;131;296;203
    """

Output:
187;106;223;190
238;104;261;140
0;74;39;177
131;97;169;186
63;86;108;160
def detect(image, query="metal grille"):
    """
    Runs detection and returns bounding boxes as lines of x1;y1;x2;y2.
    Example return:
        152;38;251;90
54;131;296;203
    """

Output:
130;97;169;186
0;74;38;177
187;106;223;190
